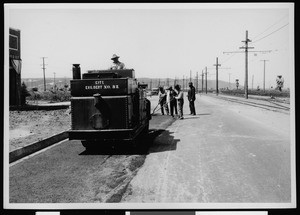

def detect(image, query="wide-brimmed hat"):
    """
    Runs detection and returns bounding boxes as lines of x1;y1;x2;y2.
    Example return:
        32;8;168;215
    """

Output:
111;54;120;60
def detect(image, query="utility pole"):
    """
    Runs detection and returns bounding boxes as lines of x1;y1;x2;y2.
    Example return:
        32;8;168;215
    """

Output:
190;70;192;83
205;67;208;94
213;57;221;95
223;31;271;99
53;72;56;91
239;30;254;99
41;57;47;91
201;70;204;93
196;72;198;93
185;76;188;91
252;75;254;90
261;60;269;92
182;75;184;91
228;73;232;89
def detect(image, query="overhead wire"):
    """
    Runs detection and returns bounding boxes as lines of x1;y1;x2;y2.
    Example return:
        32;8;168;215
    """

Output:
251;14;288;40
251;23;289;44
221;53;237;65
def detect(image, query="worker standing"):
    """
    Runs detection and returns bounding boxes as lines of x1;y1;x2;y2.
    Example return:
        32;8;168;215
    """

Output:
158;87;169;115
168;86;178;117
187;82;196;115
174;84;184;120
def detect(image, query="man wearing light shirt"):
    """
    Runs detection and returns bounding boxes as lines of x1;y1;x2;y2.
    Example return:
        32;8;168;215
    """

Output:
110;54;125;70
174;84;184;120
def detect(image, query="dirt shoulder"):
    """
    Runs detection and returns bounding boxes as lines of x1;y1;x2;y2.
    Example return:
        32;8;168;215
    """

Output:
9;108;71;152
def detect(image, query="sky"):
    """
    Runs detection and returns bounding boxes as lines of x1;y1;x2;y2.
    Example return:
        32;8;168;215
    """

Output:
6;3;294;89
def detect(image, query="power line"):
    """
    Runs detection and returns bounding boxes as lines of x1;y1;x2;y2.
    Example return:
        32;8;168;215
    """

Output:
252;23;289;44
252;14;288;40
221;53;237;65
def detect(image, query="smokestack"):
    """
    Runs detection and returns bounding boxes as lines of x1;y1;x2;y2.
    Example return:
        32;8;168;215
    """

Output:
72;64;81;79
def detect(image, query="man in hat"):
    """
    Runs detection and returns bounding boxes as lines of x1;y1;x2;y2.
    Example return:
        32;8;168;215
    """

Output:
174;84;184;120
158;86;169;115
168;86;178;117
187;82;196;115
110;54;125;70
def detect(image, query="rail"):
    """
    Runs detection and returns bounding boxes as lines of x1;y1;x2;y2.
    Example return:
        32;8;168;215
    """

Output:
210;95;290;113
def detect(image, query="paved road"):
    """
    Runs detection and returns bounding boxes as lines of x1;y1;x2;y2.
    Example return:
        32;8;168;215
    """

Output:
121;94;292;203
9;94;292;204
9;110;175;203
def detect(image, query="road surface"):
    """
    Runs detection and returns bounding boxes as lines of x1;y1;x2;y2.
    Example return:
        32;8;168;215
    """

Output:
121;94;291;203
9;94;292;204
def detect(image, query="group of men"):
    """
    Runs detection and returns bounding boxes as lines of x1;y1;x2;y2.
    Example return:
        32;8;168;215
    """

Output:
158;82;196;120
109;54;197;119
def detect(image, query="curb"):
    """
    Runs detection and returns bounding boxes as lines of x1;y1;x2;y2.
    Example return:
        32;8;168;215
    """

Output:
10;105;70;111
9;131;69;163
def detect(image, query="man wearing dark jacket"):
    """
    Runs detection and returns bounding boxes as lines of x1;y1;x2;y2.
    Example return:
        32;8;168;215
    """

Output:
187;82;196;115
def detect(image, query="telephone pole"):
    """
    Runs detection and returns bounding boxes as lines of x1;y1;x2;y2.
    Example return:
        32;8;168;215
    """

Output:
205;67;208;94
252;75;254;90
41;57;47;91
223;30;271;99
186;75;188;91
240;30;254;99
228;73;232;89
195;72;198;93
201;70;204;93
261;60;269;92
53;72;56;91
213;57;221;95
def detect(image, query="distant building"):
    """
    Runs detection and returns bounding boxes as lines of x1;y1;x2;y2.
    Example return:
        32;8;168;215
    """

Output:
9;28;22;106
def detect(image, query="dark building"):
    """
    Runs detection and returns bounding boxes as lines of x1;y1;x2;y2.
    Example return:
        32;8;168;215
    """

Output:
9;28;22;106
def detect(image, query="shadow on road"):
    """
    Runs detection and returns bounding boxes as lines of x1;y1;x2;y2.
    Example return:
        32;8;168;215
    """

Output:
182;113;211;120
79;128;180;156
196;113;211;116
147;129;179;153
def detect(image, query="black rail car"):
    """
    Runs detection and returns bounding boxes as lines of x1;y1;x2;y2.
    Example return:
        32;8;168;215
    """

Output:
68;64;151;149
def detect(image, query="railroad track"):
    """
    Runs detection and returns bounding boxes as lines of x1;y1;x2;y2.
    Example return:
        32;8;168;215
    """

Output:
212;95;290;113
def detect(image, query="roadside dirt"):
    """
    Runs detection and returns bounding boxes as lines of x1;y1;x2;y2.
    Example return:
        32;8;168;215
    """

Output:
9;108;71;152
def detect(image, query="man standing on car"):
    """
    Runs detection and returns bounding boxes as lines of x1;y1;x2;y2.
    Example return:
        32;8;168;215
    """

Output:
187;82;196;115
110;54;125;70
